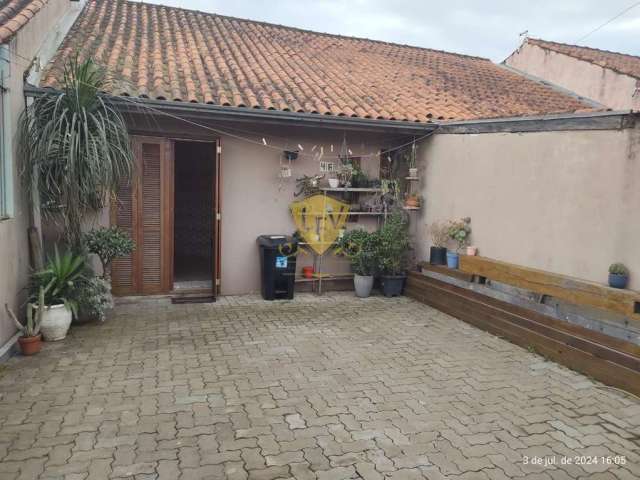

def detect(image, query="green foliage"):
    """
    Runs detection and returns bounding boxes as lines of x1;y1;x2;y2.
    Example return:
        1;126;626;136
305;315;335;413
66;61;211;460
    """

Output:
31;246;86;315
427;221;449;248
83;227;135;279
403;140;418;169
5;286;44;337
336;229;379;276
375;212;410;276
351;167;369;188
72;275;114;322
448;217;472;252
609;263;629;276
19;56;134;248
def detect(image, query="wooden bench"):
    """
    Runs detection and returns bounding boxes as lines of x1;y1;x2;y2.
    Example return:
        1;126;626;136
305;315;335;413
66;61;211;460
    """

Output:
406;259;640;397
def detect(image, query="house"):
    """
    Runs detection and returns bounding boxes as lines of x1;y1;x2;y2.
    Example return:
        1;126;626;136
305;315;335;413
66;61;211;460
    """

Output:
0;0;85;359
505;37;640;110
15;1;639;310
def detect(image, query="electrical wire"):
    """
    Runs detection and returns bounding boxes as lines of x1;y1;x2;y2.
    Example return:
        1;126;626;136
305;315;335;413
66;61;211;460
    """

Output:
576;1;640;43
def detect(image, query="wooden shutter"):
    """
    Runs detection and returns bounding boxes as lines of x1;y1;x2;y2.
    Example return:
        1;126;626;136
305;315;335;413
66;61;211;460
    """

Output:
110;175;138;295
111;136;172;295
140;141;163;293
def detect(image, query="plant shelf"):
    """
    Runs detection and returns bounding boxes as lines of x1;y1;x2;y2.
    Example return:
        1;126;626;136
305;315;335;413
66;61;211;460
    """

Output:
402;206;421;211
405;177;419;181
320;187;383;192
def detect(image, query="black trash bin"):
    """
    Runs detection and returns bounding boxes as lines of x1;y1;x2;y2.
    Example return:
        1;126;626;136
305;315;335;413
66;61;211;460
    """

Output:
257;235;298;300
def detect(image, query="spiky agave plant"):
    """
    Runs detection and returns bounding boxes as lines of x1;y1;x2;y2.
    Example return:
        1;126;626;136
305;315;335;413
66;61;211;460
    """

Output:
19;56;134;249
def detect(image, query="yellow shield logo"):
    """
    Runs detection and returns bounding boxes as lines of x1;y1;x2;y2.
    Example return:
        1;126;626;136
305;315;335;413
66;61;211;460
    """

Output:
290;194;350;255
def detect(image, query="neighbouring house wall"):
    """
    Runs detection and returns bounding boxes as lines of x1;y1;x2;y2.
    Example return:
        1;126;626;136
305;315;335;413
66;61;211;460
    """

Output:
415;125;640;290
0;0;82;351
505;43;640;110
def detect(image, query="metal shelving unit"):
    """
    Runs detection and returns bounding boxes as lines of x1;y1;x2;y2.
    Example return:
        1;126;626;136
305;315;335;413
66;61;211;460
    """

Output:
299;186;387;294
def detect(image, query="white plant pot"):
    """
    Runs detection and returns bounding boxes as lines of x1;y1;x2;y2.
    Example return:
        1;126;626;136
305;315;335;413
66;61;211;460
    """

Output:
354;274;374;298
409;168;418;178
328;178;340;188
38;304;73;341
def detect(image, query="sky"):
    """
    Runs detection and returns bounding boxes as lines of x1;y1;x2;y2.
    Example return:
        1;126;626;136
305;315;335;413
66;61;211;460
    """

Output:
143;0;640;62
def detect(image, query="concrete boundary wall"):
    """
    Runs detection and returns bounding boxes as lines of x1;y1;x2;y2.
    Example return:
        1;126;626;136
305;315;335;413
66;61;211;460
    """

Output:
415;123;640;291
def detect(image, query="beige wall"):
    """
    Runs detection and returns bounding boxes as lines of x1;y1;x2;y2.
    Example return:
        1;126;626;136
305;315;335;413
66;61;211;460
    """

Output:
94;117;393;296
0;0;81;349
415;125;640;290
219;129;387;294
505;43;640;110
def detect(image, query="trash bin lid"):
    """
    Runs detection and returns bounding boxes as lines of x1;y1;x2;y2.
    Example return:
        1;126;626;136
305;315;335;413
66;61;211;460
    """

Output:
257;235;293;248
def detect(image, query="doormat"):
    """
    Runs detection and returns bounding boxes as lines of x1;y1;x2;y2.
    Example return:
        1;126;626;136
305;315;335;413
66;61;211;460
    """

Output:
171;296;216;304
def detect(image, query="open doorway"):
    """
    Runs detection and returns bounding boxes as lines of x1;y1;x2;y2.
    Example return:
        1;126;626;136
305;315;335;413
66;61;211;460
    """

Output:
173;141;216;291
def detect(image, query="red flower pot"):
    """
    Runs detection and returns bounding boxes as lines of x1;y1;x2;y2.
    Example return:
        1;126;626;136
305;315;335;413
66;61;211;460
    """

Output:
302;266;314;279
18;334;42;356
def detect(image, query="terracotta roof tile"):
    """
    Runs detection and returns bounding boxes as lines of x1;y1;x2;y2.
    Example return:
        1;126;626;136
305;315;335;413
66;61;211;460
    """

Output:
0;0;48;43
528;38;640;80
42;0;594;122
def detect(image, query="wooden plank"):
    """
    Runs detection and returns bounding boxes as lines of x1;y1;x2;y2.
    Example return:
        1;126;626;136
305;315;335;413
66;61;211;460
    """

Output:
459;256;640;321
407;274;640;371
406;273;640;397
418;261;474;282
409;272;640;359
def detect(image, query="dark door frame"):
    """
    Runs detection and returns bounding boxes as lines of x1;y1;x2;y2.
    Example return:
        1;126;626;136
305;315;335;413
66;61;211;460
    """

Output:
169;137;221;297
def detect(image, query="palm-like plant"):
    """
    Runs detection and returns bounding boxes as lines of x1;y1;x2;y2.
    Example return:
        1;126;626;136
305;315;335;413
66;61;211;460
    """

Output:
31;246;86;315
19;57;134;249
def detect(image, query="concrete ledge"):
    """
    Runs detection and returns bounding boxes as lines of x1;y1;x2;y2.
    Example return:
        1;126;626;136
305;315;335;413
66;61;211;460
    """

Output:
0;332;19;363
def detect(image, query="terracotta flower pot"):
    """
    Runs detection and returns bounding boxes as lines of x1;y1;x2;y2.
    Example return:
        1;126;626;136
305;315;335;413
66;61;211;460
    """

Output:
302;266;314;279
466;246;478;256
404;196;419;208
18;334;42;356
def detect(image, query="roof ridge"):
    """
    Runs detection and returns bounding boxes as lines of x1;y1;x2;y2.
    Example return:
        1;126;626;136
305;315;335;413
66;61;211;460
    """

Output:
528;37;640;61
121;0;490;62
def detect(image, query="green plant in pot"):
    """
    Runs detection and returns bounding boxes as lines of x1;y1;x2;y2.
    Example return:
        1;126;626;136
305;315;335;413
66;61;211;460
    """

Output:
376;212;410;297
5;287;46;355
30;247;86;341
608;263;629;289
446;217;471;269
336;229;379;298
427;221;449;265
83;227;135;281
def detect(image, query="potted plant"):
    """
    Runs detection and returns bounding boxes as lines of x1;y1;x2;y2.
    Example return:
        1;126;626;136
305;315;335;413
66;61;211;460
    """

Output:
5;287;46;356
405;140;418;178
83;227;135;282
427;221;449;265
376;212;410;297
404;194;420;209
446;217;471;269
337;229;379;298
608;263;629;289
31;247;85;341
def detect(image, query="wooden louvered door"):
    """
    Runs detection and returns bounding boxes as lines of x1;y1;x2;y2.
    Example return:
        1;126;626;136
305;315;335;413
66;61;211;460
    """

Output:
111;136;172;295
111;170;139;295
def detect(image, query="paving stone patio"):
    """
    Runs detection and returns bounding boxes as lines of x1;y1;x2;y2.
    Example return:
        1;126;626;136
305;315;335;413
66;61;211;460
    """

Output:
1;293;639;479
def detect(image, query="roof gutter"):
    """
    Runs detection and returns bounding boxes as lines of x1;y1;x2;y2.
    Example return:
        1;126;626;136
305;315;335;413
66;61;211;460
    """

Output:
438;110;636;134
23;85;437;134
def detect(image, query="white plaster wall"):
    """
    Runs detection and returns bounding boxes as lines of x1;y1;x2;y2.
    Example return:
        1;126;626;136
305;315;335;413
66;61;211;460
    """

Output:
0;0;82;348
505;43;640;110
415;126;640;290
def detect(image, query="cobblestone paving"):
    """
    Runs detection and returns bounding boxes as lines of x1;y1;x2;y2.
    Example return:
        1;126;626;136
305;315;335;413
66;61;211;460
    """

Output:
1;293;640;479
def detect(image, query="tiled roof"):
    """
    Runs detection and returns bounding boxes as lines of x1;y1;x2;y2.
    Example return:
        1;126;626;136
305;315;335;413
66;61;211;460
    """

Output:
0;0;49;43
528;38;640;80
42;0;593;123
